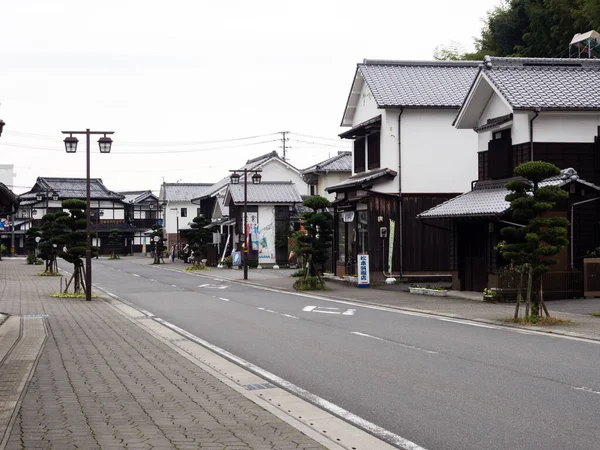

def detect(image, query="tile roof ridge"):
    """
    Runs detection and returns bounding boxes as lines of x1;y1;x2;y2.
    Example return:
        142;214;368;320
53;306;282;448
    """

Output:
361;59;480;67
246;150;279;164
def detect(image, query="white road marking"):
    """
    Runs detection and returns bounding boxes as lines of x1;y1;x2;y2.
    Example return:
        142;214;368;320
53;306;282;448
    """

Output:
352;331;438;355
258;308;299;320
155;318;427;450
303;305;356;316
198;284;228;289
149;278;156;282
219;297;230;302
572;386;600;395
172;284;177;287
281;314;299;319
132;273;140;277
151;264;600;345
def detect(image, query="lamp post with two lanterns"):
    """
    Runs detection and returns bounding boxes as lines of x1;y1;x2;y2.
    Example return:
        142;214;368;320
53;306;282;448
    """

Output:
62;129;114;301
229;168;262;280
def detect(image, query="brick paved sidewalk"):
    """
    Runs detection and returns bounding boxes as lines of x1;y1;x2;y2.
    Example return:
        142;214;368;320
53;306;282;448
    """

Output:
0;260;324;450
132;256;600;341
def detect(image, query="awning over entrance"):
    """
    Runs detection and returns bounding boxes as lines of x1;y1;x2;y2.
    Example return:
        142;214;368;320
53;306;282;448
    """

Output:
203;217;236;229
418;180;511;219
418;168;600;220
338;115;382;139
326;168;397;193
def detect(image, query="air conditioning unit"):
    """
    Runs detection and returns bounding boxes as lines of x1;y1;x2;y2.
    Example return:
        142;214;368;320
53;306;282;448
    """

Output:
583;258;600;297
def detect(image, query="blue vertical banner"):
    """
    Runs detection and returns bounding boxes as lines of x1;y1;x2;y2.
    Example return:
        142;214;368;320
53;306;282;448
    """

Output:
358;254;370;288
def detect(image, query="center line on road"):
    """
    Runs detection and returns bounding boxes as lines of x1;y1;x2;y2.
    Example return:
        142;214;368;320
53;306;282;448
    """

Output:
172;284;177;287
132;274;140;277
149;279;155;282
257;308;298;319
219;297;230;302
352;331;438;355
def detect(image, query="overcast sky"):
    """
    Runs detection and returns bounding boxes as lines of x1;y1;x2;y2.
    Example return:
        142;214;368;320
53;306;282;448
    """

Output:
0;0;500;194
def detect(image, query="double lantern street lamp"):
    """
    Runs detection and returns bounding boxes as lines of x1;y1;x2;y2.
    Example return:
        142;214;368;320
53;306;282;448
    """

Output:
229;168;262;280
62;129;114;301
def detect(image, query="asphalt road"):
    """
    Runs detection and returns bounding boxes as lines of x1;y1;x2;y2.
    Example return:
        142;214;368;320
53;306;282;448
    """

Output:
84;259;600;450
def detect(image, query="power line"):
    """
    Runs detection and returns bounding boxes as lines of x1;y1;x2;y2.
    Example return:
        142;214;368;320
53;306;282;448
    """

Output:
3;130;282;147
291;138;350;148
0;139;280;155
290;132;344;143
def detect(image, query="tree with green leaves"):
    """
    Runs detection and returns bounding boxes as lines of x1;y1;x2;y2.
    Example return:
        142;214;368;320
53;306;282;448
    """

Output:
59;199;94;294
292;196;333;288
150;223;166;264
108;228;122;259
500;161;569;319
187;215;212;267
37;211;70;273
25;226;43;264
435;0;600;60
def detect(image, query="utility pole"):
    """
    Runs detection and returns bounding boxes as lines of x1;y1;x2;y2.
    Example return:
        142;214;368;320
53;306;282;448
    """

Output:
280;131;290;160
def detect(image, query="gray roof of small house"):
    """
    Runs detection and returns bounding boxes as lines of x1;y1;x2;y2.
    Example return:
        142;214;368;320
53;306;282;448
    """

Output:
358;60;479;108
484;65;600;110
0;182;19;214
119;190;157;204
159;183;213;202
302;152;352;174
227;182;302;204
325;168;397;193
19;177;124;201
195;150;301;201
418;168;600;219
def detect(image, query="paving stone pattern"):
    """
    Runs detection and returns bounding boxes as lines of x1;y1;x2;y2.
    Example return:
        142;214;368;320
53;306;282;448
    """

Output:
0;261;324;449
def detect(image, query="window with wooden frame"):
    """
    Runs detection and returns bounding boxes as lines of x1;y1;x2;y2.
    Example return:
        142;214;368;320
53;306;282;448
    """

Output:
367;132;381;170
354;138;366;173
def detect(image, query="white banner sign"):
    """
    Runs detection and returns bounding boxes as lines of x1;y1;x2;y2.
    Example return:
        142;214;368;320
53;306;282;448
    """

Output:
358;253;370;288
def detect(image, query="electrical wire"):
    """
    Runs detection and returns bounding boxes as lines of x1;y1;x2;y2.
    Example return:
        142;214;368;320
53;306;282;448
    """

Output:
0;139;280;155
290;132;345;142
2;130;281;147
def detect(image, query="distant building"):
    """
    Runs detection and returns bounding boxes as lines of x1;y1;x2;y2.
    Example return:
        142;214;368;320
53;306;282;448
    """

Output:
301;151;352;201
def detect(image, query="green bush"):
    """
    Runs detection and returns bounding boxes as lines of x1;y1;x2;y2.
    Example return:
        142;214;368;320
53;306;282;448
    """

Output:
38;272;62;277
293;276;326;291
291;269;306;277
27;254;43;265
248;260;259;269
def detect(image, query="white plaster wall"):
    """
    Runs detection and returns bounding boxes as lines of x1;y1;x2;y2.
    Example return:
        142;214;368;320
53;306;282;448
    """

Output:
534;113;600;143
259;160;308;195
512;111;531;145
257;205;276;264
0;165;15;188
164;202;196;234
383;109;477;193
477;94;511;127
352;82;380;126
318;172;350;200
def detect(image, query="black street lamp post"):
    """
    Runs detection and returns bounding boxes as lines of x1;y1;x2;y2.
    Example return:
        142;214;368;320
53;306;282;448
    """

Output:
62;129;114;301
229;168;262;280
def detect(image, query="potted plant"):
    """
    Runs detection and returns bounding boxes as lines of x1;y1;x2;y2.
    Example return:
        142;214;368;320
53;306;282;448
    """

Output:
409;284;423;294
483;287;497;302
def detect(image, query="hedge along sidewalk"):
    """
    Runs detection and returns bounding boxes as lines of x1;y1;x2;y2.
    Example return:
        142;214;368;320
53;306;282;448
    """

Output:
0;259;326;450
143;259;600;342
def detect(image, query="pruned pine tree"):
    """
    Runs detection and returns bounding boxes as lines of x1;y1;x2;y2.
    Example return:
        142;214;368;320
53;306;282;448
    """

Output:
500;161;569;318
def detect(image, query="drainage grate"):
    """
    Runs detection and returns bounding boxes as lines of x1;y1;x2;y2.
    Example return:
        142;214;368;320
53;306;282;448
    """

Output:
23;314;49;318
245;382;276;391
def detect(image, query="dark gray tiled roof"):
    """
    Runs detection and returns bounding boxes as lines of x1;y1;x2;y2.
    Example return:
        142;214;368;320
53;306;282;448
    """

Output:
227;182;302;204
159;183;213;202
20;177;124;201
359;60;479;108
197;150;302;201
419;168;600;219
325;168;397;192
302;152;352;174
119;190;157;204
0;182;19;214
485;65;600;110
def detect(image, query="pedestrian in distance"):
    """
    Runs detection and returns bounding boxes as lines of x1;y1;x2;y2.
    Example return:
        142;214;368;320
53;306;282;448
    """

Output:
170;245;176;263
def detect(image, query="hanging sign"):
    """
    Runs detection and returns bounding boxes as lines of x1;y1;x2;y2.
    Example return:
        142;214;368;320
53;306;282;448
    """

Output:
388;219;395;273
342;211;355;223
358;254;370;288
